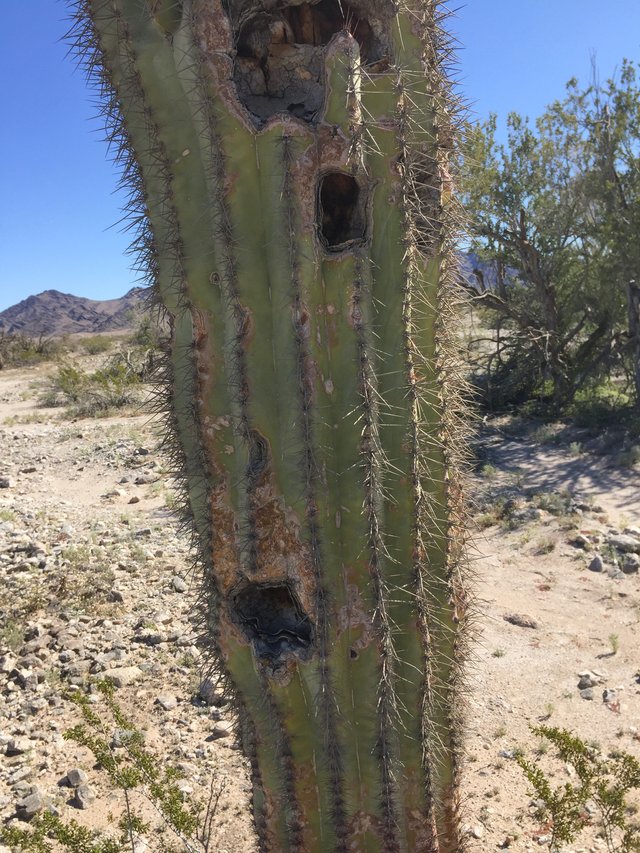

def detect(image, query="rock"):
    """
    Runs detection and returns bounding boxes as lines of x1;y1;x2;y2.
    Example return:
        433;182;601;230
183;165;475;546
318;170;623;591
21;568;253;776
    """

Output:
198;677;226;707
16;789;46;820
73;784;96;809
6;737;32;756
0;476;14;489
588;554;604;572
111;728;142;749
623;526;640;538
128;496;140;504
65;768;88;788
208;719;235;739
171;575;187;593
578;673;597;689
156;694;178;711
608;534;640;554
103;666;143;688
107;589;125;603
579;688;595;700
503;613;538;629
571;533;592;550
622;553;640;574
134;473;159;485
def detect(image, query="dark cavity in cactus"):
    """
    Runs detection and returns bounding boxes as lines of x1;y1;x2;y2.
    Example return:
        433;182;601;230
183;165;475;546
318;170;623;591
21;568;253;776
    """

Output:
67;0;470;850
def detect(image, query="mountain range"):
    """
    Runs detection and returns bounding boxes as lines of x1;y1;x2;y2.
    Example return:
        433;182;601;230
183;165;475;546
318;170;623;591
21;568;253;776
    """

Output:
0;288;147;337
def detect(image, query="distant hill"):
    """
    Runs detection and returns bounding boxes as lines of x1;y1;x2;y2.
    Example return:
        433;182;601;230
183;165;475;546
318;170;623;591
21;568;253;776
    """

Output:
0;288;147;337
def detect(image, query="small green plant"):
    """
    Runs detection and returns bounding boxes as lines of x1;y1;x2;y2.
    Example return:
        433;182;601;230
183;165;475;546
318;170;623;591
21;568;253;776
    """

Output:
82;335;114;355
516;725;640;851
533;424;559;445
535;535;557;555
492;648;506;658
568;441;583;456
619;445;640;468
0;681;223;853
0;618;24;652
480;463;498;478
532;490;572;516
609;633;620;655
39;357;142;417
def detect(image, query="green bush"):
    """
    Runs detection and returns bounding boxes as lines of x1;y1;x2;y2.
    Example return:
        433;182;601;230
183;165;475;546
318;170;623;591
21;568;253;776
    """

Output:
82;335;114;355
0;332;63;368
39;357;142;417
0;681;222;853
517;725;640;851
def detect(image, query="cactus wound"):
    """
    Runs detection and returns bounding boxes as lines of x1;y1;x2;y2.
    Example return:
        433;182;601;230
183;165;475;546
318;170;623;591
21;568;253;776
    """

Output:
232;0;387;123
318;172;367;249
232;581;314;666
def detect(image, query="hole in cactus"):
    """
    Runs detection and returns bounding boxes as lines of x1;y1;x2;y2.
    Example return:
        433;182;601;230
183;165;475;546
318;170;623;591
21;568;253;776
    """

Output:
231;0;386;124
232;582;313;663
349;648;358;659
318;172;366;249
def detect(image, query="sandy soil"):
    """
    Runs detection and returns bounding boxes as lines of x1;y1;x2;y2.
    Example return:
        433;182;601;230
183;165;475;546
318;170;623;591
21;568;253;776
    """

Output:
1;359;640;852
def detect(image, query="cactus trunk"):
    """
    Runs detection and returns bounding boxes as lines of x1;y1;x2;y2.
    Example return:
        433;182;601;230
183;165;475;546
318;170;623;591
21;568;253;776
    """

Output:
69;1;468;849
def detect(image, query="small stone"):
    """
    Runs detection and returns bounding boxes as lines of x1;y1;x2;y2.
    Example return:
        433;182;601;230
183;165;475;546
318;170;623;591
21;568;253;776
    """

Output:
107;589;125;603
155;694;178;711
111;728;142;749
73;784;96;809
0;477;15;489
134;473;159;485
588;554;604;572
104;666;143;688
134;527;152;537
623;526;640;538
66;768;88;788
171;576;187;593
6;737;32;756
16;789;46;820
198;677;226;707
622;553;640;574
608;534;640;553
503;613;538;629
571;533;592;550
128;496;140;504
580;688;595;700
209;719;235;739
578;673;597;689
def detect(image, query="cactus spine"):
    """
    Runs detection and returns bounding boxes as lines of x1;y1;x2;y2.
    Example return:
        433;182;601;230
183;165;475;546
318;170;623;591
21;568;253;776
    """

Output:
69;0;469;849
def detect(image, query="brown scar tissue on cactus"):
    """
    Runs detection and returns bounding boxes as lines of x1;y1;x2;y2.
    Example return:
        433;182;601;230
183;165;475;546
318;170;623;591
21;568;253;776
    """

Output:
67;0;471;850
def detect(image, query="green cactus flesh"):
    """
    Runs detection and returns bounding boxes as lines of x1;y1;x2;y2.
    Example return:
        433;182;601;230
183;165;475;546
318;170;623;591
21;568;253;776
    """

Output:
69;1;468;850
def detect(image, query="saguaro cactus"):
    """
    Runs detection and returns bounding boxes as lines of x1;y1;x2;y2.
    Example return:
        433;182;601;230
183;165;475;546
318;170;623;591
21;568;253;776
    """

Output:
69;1;468;850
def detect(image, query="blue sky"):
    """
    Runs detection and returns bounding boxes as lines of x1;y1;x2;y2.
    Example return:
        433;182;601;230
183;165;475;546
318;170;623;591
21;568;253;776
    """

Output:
1;1;640;312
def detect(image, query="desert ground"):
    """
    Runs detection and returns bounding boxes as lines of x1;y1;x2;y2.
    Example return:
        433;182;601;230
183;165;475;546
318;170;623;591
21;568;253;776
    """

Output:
1;352;640;852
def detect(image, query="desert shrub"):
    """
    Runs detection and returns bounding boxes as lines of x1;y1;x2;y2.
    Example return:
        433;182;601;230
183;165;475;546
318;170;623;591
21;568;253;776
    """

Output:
0;332;63;368
81;335;114;355
39;357;142;417
0;681;222;853
517;726;640;851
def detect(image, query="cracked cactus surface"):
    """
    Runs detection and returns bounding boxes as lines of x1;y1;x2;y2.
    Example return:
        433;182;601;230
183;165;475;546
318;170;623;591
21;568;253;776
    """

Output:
69;0;469;850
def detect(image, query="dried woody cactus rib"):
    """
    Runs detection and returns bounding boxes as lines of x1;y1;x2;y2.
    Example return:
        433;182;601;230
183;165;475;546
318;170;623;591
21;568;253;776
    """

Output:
68;0;470;849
